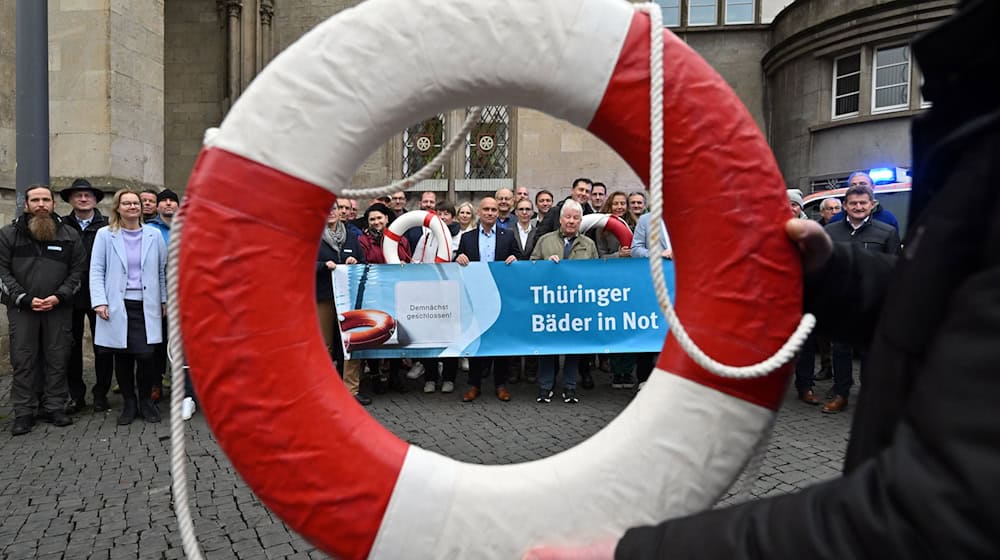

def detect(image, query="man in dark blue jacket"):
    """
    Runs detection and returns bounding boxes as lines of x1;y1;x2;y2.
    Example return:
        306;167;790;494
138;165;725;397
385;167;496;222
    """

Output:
455;197;521;402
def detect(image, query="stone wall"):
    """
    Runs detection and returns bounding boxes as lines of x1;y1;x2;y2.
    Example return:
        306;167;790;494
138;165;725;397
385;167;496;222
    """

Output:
163;0;225;189
108;0;165;187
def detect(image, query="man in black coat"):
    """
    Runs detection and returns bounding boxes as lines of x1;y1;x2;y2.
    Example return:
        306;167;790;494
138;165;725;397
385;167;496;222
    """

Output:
527;1;1000;558
60;179;112;413
455;197;521;402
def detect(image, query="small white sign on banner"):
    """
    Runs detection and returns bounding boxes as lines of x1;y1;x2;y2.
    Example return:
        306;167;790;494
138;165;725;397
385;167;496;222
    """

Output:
393;280;461;347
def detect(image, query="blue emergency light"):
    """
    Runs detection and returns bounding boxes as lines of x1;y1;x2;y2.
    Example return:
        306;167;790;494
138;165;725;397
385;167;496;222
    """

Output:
868;167;896;184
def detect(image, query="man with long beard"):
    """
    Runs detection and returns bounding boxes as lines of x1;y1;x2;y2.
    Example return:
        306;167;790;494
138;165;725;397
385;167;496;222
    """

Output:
0;185;86;435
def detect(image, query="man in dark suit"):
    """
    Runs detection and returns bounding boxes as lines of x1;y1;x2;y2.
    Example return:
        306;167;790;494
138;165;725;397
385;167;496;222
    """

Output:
455;197;521;402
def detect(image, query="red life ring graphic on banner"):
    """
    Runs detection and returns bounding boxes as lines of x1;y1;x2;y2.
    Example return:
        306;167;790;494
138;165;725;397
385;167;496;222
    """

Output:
382;209;452;264
580;212;634;249
339;310;396;352
177;1;801;558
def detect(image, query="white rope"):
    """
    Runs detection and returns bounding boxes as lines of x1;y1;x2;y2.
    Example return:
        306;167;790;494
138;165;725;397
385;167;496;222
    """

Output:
167;210;205;560
635;3;815;379
341;107;483;199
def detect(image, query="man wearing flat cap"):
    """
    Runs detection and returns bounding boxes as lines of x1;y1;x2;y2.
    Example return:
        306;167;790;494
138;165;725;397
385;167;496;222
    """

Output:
61;179;113;414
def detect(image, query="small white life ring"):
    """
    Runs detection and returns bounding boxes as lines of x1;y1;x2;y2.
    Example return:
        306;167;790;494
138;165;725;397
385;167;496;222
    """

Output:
382;210;452;264
176;1;803;558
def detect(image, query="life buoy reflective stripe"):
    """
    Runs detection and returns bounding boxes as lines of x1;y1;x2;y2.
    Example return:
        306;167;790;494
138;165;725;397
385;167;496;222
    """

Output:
579;213;634;249
340;309;395;351
179;1;800;559
382;210;451;264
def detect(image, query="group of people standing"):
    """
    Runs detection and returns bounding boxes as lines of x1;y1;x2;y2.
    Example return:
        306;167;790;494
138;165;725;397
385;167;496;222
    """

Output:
2;180;192;436
315;178;666;407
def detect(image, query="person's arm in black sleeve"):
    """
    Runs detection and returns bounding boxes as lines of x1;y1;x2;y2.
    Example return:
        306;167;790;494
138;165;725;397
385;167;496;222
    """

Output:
54;235;87;304
617;246;1000;559
0;229;31;308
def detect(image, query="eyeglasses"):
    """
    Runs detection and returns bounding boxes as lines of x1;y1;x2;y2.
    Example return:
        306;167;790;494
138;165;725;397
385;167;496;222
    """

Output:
516;207;532;212
120;202;141;207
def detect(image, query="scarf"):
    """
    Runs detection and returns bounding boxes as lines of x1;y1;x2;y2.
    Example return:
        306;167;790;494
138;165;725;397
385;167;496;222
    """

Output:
322;221;347;255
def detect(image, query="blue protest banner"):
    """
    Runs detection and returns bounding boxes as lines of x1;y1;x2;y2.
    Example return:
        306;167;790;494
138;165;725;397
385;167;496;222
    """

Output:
332;259;675;359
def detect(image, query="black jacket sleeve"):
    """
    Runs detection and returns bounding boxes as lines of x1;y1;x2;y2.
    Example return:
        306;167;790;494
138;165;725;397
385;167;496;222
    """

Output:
617;244;1000;559
0;228;30;307
53;234;87;304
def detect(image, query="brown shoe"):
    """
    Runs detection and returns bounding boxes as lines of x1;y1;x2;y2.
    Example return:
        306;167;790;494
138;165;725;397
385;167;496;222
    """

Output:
798;389;821;405
461;386;481;402
821;395;848;413
496;386;511;402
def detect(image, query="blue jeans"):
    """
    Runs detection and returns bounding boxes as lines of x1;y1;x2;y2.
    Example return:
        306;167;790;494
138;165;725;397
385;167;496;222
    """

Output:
537;355;578;391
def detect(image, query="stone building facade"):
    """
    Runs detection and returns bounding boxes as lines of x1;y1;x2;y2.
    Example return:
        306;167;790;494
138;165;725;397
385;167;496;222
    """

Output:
1;0;956;209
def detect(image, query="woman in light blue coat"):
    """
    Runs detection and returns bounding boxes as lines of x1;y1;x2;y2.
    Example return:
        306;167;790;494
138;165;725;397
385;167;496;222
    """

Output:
90;189;167;425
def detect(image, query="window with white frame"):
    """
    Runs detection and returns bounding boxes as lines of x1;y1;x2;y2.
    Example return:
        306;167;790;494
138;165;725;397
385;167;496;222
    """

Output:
872;45;910;112
725;0;754;24
656;0;680;27
832;53;861;118
688;0;718;25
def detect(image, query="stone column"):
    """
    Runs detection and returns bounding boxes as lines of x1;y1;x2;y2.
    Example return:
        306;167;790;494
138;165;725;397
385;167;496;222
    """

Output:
260;0;275;66
241;0;258;92
225;0;243;104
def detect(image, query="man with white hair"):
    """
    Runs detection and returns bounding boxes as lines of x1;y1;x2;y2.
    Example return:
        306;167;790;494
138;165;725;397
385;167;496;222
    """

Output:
530;200;598;404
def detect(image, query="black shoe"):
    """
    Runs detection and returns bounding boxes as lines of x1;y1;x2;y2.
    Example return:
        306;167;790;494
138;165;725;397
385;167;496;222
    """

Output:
118;400;138;426
34;409;53;423
65;398;85;414
354;393;373;406
580;371;595;390
536;388;553;404
93;395;110;412
814;367;833;381
139;399;161;423
50;411;73;427
11;416;34;436
562;389;579;404
611;374;624;389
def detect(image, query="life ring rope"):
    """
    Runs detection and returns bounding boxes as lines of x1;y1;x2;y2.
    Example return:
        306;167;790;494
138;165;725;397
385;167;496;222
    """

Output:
638;4;815;380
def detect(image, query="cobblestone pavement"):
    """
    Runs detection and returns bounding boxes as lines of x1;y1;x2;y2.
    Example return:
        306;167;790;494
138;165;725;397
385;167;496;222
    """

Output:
0;364;855;559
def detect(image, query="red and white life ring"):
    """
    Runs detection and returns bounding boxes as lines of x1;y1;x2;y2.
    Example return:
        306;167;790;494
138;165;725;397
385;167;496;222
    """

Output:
580;212;634;249
382;209;451;264
340;309;396;352
178;1;801;558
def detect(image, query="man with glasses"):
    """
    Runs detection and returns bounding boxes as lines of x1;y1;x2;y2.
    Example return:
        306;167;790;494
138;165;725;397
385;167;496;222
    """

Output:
818;198;842;225
494;188;515;230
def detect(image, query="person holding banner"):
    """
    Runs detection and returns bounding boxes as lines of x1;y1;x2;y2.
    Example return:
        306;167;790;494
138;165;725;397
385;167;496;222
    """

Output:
358;202;411;393
316;203;371;406
530;200;599;404
455;197;521;402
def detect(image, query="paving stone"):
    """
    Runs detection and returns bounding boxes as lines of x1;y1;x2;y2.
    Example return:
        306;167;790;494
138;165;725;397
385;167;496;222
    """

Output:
0;365;856;558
